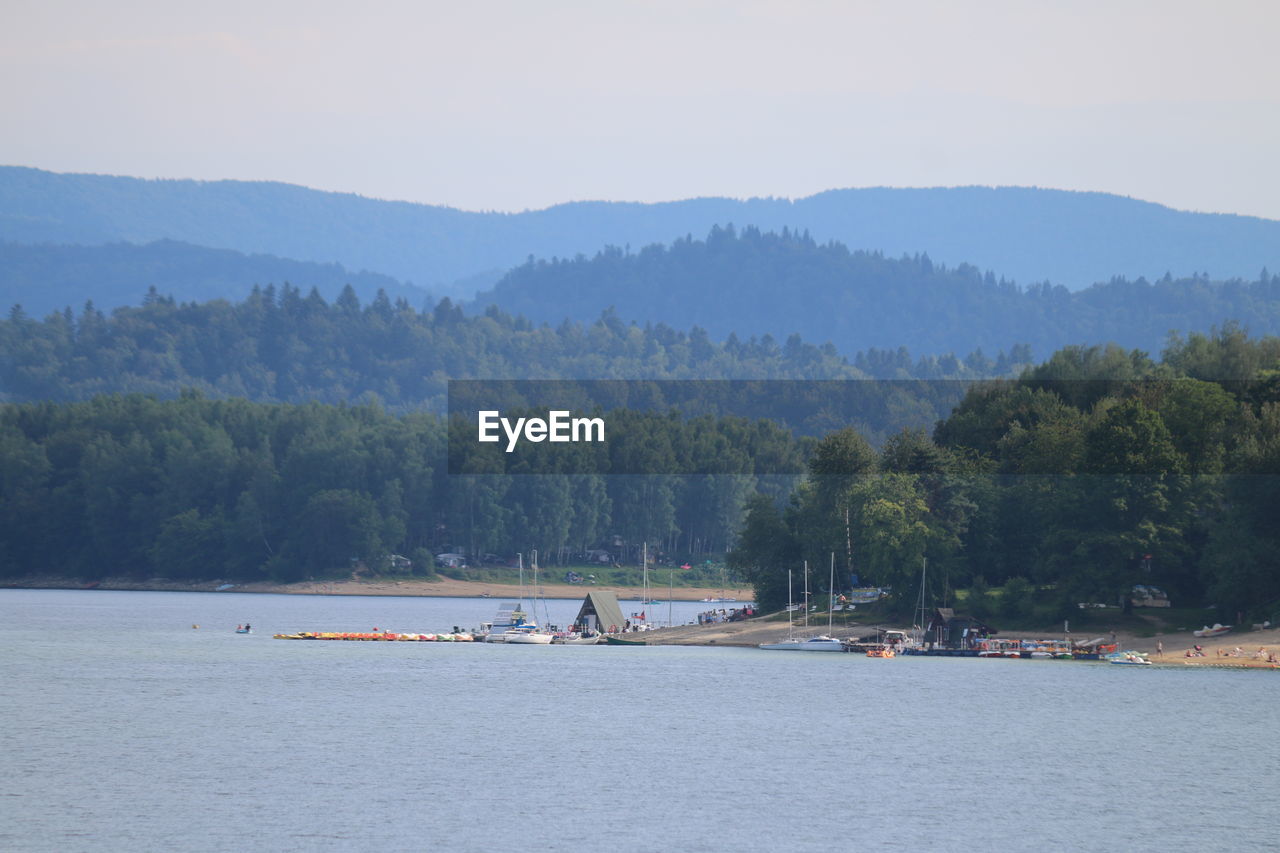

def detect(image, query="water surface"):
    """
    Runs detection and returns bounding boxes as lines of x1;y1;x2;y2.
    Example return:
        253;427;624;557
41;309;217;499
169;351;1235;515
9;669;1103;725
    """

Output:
1;589;1274;852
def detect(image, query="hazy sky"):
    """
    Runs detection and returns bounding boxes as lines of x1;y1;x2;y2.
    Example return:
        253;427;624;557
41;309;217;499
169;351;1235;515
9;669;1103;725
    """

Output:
3;0;1278;217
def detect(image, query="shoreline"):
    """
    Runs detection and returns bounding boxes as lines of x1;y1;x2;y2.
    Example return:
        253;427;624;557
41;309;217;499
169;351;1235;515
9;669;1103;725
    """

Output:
5;576;1276;666
0;574;755;603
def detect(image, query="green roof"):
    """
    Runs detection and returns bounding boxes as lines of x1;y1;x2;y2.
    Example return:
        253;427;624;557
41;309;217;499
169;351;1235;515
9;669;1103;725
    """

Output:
575;591;627;633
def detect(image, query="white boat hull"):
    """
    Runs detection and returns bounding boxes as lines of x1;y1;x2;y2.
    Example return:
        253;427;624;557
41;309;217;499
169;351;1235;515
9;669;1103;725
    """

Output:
505;632;554;644
758;637;843;652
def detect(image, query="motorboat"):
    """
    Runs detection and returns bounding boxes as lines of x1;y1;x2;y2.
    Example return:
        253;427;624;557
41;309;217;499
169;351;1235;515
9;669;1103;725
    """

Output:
866;646;895;658
1107;651;1152;665
482;602;526;643
553;630;601;645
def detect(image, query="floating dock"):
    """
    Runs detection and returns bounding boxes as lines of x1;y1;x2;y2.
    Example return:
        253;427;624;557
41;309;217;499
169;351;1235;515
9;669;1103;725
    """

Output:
273;631;476;642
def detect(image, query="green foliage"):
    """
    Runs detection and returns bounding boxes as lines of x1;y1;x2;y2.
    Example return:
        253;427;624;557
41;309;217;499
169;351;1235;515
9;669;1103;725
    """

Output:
477;227;1280;358
0;394;807;582
727;494;799;612
0;284;1018;427
730;331;1280;622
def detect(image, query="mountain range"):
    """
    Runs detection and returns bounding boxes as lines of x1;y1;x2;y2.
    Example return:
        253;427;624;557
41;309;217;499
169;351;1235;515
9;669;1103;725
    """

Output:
3;166;1277;302
0;240;429;318
475;226;1280;357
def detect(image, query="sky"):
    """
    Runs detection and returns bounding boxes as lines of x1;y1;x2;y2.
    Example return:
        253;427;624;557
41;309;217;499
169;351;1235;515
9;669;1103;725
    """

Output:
3;0;1278;218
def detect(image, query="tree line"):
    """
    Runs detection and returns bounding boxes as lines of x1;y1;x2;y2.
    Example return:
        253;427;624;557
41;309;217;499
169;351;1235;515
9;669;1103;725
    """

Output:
476;225;1280;357
0;283;1029;414
730;328;1280;622
0;392;809;584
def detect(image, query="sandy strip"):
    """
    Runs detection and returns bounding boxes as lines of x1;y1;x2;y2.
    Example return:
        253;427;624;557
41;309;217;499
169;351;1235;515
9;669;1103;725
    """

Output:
1;574;754;603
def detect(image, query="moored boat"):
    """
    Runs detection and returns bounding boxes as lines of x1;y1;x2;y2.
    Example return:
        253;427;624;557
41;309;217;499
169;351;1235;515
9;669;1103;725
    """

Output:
505;625;555;644
1107;650;1152;665
553;630;602;645
761;635;844;651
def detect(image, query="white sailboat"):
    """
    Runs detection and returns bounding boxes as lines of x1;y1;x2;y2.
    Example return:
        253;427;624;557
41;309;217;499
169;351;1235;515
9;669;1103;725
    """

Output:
759;560;843;651
505;550;554;644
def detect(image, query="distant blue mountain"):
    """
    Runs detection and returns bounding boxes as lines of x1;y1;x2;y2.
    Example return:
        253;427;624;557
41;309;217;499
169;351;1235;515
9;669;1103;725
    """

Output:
474;227;1280;358
0;240;429;318
2;166;1276;297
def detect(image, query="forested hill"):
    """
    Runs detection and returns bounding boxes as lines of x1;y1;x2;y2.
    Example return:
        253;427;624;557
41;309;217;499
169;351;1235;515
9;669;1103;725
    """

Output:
474;227;1280;357
0;287;1032;414
730;332;1280;620
0;240;431;318
4;166;1278;297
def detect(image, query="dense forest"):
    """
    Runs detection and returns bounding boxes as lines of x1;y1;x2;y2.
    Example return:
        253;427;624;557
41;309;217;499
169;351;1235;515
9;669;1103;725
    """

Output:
0;394;807;585
729;329;1280;622
2;330;1276;622
5;167;1278;294
476;226;1280;356
0;286;1032;428
0;240;430;318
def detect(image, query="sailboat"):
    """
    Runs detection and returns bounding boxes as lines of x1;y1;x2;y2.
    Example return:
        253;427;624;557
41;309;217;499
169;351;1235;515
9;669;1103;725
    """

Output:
759;560;843;651
639;542;662;606
504;551;554;644
902;556;929;654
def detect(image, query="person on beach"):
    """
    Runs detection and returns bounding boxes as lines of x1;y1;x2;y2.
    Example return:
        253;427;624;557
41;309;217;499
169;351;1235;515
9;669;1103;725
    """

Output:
1156;640;1163;658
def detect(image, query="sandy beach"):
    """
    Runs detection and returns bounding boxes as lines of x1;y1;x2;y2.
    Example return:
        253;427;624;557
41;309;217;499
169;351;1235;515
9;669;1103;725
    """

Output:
622;614;1280;668
1;573;754;604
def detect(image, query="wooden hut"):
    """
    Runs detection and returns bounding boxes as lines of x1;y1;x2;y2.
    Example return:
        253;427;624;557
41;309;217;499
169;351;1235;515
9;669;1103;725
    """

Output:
925;608;993;649
573;591;627;634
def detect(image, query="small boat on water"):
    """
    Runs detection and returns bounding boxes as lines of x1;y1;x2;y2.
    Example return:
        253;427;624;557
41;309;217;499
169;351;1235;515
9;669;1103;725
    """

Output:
1107;651;1152;665
500;553;555;644
505;624;555;644
553;630;602;645
235;625;252;634
761;635;844;651
866;647;895;658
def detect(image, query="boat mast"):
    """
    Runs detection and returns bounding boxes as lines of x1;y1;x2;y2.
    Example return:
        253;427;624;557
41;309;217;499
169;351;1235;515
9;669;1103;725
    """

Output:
913;556;928;645
828;552;835;635
517;552;525;622
642;541;648;613
532;548;548;629
803;560;809;631
786;568;794;641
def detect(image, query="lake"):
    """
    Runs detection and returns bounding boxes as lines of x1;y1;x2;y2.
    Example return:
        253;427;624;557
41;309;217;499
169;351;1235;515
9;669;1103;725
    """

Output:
1;588;1275;852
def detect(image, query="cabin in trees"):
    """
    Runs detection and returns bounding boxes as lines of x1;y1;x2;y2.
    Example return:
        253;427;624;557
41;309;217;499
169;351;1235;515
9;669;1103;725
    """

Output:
925;608;993;650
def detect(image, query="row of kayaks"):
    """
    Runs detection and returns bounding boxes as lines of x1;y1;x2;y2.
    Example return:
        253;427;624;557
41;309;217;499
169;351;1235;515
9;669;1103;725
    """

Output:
271;630;608;643
273;632;479;641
